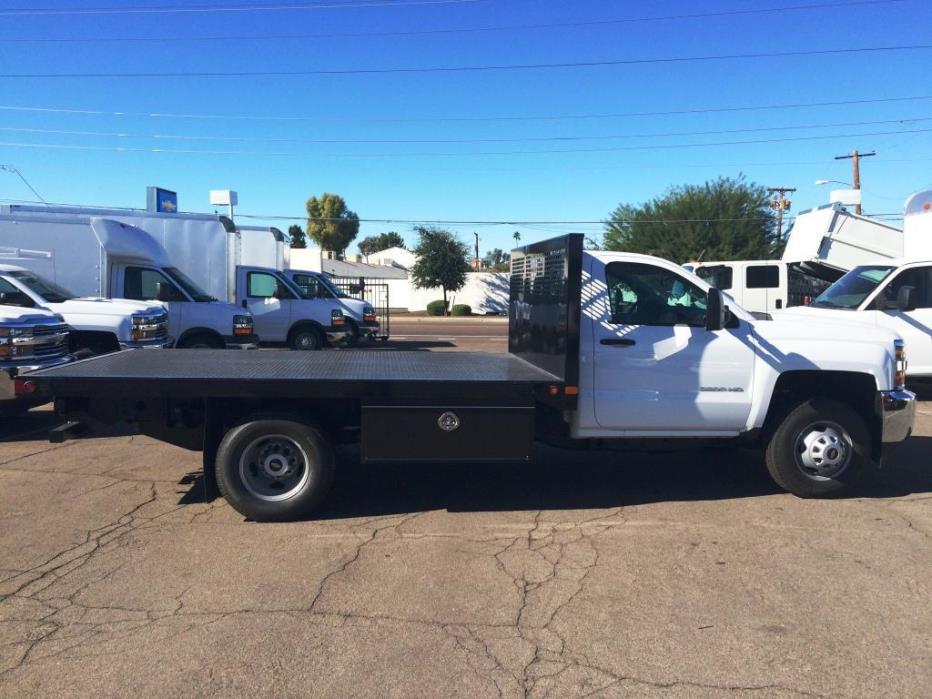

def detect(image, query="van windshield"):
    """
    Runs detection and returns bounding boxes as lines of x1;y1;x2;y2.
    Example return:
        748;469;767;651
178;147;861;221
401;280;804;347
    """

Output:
163;267;216;302
811;265;895;309
7;270;76;303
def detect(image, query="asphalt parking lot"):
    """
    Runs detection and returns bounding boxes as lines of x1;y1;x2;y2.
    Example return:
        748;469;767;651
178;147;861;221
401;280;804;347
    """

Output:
1;327;931;697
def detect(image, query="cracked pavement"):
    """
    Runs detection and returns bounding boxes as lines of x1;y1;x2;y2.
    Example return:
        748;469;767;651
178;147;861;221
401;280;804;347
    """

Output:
1;399;930;698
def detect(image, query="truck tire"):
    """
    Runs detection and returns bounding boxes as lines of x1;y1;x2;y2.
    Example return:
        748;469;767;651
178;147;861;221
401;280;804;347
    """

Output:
343;319;360;347
289;326;324;351
215;418;335;521
765;398;869;498
177;333;223;349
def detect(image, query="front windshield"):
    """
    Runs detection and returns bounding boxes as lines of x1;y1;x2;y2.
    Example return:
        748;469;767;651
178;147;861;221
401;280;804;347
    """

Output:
811;265;894;309
7;270;76;302
163;267;215;302
317;275;350;298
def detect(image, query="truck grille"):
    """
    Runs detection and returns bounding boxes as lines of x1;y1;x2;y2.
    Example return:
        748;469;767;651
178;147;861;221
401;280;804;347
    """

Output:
25;324;70;359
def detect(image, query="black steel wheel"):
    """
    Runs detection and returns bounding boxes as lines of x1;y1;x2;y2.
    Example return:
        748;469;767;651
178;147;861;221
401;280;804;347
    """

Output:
215;418;335;521
289;326;324;351
765;398;869;498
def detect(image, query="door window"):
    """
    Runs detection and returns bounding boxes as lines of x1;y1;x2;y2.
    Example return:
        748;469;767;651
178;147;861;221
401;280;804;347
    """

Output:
746;265;780;289
695;265;733;290
124;267;183;301
291;274;333;300
876;267;932;309
605;262;708;327
247;272;295;300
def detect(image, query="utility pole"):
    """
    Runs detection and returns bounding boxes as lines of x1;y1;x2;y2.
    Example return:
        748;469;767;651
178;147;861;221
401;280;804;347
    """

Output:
767;186;796;243
474;232;480;271
834;149;875;215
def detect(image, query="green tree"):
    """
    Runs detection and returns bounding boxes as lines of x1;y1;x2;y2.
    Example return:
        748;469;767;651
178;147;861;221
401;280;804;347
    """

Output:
482;248;510;272
602;176;777;261
306;193;360;258
410;226;470;314
287;224;307;249
358;231;406;258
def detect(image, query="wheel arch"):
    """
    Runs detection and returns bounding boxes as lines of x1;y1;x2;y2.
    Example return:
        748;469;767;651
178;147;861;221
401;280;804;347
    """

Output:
762;370;882;460
176;327;225;348
287;320;326;343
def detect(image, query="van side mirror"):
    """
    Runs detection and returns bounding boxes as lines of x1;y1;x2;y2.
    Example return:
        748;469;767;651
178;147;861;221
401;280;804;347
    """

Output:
155;282;175;302
706;288;726;331
896;285;917;312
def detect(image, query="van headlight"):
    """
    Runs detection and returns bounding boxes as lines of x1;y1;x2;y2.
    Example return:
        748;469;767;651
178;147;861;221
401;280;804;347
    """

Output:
894;339;907;389
363;305;376;322
233;314;254;336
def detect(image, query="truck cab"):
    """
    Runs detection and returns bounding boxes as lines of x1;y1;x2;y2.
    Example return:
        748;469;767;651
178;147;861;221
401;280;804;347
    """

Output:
236;266;348;350
0;263;170;354
0;304;71;414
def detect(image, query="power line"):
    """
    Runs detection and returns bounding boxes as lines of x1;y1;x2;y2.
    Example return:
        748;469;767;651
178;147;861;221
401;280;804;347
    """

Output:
2;115;931;145
0;0;481;17
2;94;930;124
2;44;931;79
0;0;902;41
1;126;930;157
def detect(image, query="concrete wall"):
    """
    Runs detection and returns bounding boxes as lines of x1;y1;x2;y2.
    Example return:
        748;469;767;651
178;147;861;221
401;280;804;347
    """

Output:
382;272;509;313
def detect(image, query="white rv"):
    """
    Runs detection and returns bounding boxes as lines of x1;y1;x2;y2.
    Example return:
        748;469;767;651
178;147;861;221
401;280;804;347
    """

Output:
0;209;256;349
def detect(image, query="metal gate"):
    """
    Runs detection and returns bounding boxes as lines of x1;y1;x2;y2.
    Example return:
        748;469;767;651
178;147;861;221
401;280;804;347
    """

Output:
330;277;391;341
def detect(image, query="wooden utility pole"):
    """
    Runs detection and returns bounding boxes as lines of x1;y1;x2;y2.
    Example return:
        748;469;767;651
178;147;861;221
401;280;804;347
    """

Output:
474;232;480;271
834;149;875;215
767;186;796;243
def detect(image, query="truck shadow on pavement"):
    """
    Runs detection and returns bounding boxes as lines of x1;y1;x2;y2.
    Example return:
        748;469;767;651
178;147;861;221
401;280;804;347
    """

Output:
292;436;932;520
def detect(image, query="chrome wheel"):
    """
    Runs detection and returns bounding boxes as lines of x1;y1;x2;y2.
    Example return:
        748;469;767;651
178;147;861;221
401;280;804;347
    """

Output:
238;434;311;501
794;421;853;481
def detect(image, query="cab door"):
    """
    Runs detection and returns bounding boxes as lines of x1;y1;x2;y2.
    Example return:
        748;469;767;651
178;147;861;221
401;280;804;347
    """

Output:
863;265;932;376
114;264;184;341
744;264;782;314
589;259;755;433
237;267;295;342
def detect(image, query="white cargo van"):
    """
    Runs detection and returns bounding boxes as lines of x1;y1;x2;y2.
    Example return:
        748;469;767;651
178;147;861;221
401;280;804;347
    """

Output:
777;190;932;378
239;226;380;344
0;210;256;349
693;260;835;315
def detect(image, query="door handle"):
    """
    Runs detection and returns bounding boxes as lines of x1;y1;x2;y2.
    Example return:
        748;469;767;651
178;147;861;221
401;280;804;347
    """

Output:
600;338;636;346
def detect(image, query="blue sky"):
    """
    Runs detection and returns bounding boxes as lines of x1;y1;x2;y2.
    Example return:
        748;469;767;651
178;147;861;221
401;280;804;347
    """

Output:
0;0;931;255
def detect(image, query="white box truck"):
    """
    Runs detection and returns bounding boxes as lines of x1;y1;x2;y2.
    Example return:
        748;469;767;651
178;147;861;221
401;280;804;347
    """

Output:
0;206;350;350
0;208;257;349
777;190;932;378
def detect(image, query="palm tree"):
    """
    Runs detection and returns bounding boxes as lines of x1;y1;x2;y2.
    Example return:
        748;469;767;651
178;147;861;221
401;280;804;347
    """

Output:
512;231;521;245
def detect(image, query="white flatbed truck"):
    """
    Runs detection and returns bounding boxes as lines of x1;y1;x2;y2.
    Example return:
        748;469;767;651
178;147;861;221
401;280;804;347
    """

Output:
23;236;916;520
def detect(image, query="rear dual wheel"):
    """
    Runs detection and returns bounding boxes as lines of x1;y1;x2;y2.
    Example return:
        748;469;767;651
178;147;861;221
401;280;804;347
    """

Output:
215;418;334;521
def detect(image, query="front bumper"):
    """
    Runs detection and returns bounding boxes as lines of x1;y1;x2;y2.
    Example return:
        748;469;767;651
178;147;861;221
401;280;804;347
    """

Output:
119;337;174;350
0;355;74;407
878;389;916;443
223;334;260;350
327;328;350;344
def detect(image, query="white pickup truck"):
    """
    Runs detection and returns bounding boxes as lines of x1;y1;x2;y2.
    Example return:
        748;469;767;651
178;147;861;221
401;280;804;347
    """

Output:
776;190;932;378
28;235;917;521
0;304;72;414
0;264;171;354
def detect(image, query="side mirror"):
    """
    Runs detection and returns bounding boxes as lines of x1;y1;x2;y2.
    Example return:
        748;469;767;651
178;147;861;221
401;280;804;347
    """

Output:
155;282;175;303
896;285;917;312
706;288;727;331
